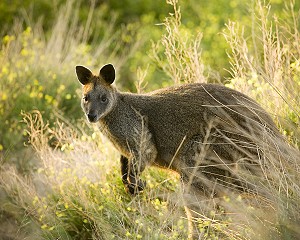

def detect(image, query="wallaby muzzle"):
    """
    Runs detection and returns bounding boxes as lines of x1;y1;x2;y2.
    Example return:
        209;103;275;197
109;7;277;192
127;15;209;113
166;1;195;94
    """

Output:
87;112;97;122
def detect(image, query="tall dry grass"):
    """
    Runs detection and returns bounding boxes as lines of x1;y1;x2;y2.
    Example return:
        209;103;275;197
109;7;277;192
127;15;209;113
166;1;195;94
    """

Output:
151;0;206;85
0;0;300;239
151;0;300;239
220;2;300;237
224;1;300;138
1;110;186;239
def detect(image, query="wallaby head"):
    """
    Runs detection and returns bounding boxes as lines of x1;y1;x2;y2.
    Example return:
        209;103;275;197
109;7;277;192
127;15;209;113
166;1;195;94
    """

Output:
75;64;117;123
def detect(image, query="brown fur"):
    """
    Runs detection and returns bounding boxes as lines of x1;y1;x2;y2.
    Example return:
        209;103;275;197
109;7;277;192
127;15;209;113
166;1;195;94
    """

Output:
76;64;283;237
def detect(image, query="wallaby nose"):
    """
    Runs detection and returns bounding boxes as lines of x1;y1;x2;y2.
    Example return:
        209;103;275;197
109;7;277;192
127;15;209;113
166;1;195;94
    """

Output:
87;113;97;122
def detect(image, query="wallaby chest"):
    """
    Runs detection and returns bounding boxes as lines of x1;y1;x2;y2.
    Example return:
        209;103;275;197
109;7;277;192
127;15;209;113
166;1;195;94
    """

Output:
99;97;152;159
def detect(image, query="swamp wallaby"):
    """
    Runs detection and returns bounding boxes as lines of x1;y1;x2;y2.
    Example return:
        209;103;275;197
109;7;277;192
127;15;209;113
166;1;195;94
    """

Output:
75;64;282;197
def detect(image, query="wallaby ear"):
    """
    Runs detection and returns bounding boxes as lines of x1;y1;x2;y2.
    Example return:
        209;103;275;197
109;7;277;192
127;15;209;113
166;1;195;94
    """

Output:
76;65;93;85
99;64;115;84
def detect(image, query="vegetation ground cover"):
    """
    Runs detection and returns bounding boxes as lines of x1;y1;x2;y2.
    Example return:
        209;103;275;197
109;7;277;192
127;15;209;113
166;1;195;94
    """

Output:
0;0;299;239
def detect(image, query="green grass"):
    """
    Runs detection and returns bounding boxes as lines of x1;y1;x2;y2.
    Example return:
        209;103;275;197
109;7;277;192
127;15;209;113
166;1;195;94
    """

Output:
1;0;300;239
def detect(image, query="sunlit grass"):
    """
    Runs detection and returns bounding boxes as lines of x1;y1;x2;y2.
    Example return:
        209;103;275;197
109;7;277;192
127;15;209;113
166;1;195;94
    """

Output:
223;1;300;145
1;111;188;239
0;0;300;239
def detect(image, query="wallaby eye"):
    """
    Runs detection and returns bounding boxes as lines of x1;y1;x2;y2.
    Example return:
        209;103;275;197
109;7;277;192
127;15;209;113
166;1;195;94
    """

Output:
83;95;88;102
100;95;108;103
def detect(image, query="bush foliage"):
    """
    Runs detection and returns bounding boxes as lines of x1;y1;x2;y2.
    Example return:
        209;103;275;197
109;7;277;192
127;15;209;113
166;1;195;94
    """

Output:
0;0;300;239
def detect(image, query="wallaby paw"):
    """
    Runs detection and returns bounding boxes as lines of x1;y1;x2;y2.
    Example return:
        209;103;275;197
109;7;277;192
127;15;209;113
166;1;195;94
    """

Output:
125;180;146;195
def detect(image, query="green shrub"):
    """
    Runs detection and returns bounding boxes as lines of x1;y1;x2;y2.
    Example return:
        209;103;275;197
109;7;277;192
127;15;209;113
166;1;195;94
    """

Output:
1;0;300;239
